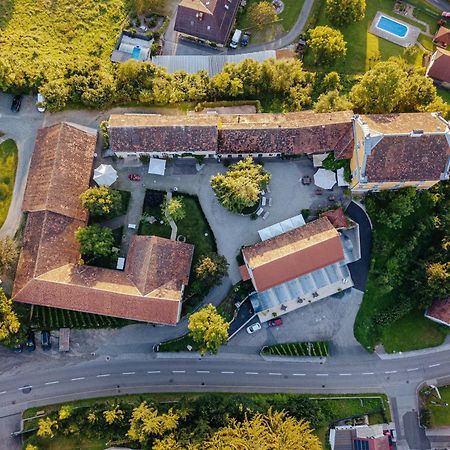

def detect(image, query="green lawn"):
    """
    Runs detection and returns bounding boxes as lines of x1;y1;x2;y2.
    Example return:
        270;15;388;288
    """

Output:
382;310;448;353
263;341;329;357
157;333;199;352
428;386;450;427
437;87;450;104
0;0;13;28
304;0;428;74
25;436;107;450
0;139;18;228
418;32;434;51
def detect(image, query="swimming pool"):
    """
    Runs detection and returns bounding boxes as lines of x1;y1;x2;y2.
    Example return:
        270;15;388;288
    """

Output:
376;15;408;38
132;46;141;60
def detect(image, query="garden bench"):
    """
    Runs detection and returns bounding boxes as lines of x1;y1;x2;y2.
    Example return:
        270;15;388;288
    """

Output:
262;211;270;220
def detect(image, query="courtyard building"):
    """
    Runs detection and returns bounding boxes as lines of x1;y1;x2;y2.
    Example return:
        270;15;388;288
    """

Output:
330;424;392;450
13;122;194;325
426;47;450;88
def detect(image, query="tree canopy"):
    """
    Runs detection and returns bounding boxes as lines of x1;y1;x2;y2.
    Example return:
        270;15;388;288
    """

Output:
248;1;278;30
326;0;366;27
75;224;114;261
188;304;229;354
0;236;18;272
162;197;186;223
307;26;347;65
314;90;353;113
0;288;20;342
210;157;271;213
80;186;122;217
195;253;229;287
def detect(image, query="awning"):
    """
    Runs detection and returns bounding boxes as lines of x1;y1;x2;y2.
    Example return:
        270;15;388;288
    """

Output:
313;153;329;168
314;168;336;190
148;158;166;176
93;164;118;186
258;214;306;241
337;167;350;187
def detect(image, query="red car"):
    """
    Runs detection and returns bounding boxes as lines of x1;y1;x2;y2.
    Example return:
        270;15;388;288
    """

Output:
128;174;141;181
268;318;283;327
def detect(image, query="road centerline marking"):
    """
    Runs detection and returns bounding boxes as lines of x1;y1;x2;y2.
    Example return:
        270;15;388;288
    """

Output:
293;373;305;376
172;370;186;374
0;391;6;395
71;377;85;381
362;372;374;375
407;368;419;372
339;373;352;376
18;385;32;390
122;372;136;375
269;372;282;376
429;363;440;368
96;374;110;378
221;371;234;374
45;381;59;385
385;371;397;374
196;370;210;374
147;371;161;374
245;372;258;375
316;374;328;376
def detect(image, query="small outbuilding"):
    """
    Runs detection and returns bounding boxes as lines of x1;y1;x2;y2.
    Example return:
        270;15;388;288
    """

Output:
148;158;166;176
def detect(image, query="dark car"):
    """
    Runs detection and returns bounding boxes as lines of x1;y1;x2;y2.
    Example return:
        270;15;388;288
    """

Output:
26;331;36;352
268;318;283;327
11;95;23;112
241;32;250;47
41;330;51;350
12;343;24;353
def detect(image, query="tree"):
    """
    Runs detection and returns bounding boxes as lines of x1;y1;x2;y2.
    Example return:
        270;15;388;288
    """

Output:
195;253;229;286
80;186;122;217
188;304;229;354
210;157;271;213
39;79;70;111
314;90;353;112
37;417;58;438
58;405;73;421
162;197;186;223
307;26;347;65
326;0;366;27
25;445;39;450
203;408;322;449
75;225;114;260
127;402;179;444
134;0;164;15
320;71;341;92
248;1;278;30
103;405;125;425
0;236;18;272
0;289;20;342
426;262;450;298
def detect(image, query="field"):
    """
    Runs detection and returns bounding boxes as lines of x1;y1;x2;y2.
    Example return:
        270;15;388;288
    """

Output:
304;0;432;74
263;341;329;357
0;139;18;228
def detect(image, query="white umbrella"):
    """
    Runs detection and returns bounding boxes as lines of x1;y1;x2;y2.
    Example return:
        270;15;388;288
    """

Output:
93;164;118;186
314;168;336;190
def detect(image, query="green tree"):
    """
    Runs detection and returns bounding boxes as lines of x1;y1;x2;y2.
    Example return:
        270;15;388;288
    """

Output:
307;26;347;65
80;186;122;217
195;253;229;286
210;157;271;213
25;445;39;450
248;1;278;30
326;0;366;27
0;289;20;342
134;0;164;15
188;304;229;354
58;405;73;421
162;197;186;223
0;236;18;272
426;262;450;298
314;90;353;112
75;225;114;260
39;79;70;111
320;71;341;92
209;72;244;98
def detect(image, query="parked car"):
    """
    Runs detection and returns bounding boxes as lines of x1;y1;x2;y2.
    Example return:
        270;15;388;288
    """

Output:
241;32;250;47
41;330;51;350
26;331;36;352
36;93;45;112
12;343;24;353
128;173;141;181
10;95;22;112
246;322;262;334
268;317;283;327
229;29;242;49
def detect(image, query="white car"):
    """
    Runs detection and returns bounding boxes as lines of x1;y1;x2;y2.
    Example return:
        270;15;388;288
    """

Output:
246;322;261;334
36;93;45;112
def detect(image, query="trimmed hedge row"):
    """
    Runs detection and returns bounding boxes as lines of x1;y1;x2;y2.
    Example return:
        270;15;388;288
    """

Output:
263;341;329;357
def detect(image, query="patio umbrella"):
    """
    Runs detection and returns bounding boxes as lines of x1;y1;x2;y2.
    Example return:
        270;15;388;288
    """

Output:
313;168;336;190
93;164;118;186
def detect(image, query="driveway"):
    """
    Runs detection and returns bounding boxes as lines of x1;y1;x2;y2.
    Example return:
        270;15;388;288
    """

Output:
176;39;222;55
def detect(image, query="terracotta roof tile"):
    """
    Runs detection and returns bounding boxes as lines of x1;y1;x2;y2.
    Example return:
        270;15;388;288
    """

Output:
426;298;450;326
427;48;450;83
360;113;447;134
320;208;348;229
434;26;450;46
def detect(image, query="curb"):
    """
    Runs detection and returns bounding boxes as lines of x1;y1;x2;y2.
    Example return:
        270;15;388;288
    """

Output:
260;354;326;363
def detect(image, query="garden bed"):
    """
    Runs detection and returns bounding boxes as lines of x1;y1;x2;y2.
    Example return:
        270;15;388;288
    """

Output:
157;334;199;352
262;341;329;357
0;139;18;228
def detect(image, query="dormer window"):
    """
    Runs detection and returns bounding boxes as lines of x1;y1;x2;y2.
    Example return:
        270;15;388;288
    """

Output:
411;129;424;137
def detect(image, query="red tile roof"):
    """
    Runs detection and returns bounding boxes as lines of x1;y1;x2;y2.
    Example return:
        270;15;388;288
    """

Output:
320;207;348;229
242;217;344;292
426;298;450;326
239;264;251;281
434;26;450;47
427;48;450;83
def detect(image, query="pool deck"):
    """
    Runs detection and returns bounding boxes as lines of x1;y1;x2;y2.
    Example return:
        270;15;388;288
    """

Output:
369;11;421;48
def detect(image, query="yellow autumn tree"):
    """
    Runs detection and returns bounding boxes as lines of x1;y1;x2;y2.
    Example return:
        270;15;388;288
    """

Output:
36;417;58;438
58;405;73;421
103;405;125;425
25;445;39;450
0;288;20;342
87;411;97;424
127;402;179;444
203;408;322;450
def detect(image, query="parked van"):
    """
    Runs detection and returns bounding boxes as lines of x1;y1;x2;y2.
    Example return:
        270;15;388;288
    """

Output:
229;29;242;49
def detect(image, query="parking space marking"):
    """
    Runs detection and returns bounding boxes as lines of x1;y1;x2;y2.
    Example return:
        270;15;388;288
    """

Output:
96;374;110;378
429;364;440;368
407;368;419;372
45;381;59;385
147;371;161;374
122;372;136;375
71;377;85;381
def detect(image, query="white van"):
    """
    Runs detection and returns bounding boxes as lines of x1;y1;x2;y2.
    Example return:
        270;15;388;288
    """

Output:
36;93;45;113
229;29;242;49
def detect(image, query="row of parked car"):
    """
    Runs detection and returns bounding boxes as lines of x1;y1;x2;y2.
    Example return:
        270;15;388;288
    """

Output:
13;330;51;353
10;93;45;113
246;317;282;334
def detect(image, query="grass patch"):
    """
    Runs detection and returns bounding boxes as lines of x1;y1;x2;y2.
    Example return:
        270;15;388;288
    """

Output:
138;189;172;238
0;139;18;228
304;0;428;74
0;0;13;29
382;310;448;353
427;386;450;427
25;436;107;450
157;333;199;352
418;33;434;51
437;87;450;104
263;341;329;357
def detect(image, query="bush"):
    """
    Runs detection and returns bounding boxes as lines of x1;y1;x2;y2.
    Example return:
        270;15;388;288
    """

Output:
139;154;150;164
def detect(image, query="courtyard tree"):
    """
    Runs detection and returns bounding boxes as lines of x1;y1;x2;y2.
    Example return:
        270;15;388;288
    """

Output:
248;1;278;30
203;408;322;449
37;417;58;438
326;0;366;27
75;225;114;261
195;253;229;286
162;197;185;223
0;236;18;272
210;157;271;213
0;288;20;342
307;26;347;65
320;71;342;92
314;90;353;113
80;186;122;217
188;304;229;354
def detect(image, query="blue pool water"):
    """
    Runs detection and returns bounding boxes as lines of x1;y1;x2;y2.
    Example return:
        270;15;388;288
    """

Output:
377;16;408;37
132;46;141;60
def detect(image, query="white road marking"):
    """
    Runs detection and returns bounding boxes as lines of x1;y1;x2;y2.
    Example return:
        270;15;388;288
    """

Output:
407;368;419;372
245;372;259;375
316;374;328;377
221;371;235;374
45;381;59;385
122;372;136;375
96;374;110;378
71;377;85;381
0;391;6;395
362;372;374;375
339;373;352;376
385;371;397;374
196;370;210;374
269;372;282;376
172;370;186;374
18;386;32;390
147;371;161;374
429;363;440;368
293;373;306;376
